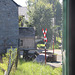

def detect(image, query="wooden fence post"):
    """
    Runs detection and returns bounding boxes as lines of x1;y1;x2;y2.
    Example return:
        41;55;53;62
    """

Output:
5;48;18;75
6;50;11;75
15;49;18;70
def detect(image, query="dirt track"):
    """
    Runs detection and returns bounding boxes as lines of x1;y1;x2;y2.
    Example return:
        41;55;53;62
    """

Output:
37;49;62;67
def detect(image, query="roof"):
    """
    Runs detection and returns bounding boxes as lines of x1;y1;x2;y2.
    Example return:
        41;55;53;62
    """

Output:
12;0;21;7
12;0;28;7
19;27;35;38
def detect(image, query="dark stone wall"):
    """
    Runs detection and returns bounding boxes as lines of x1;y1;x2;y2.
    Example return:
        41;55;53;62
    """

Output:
0;0;19;54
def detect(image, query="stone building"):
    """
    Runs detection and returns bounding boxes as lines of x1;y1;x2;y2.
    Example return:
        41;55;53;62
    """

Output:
19;27;36;50
0;0;19;54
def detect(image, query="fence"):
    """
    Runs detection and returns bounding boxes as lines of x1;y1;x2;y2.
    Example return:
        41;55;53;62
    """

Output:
5;47;18;75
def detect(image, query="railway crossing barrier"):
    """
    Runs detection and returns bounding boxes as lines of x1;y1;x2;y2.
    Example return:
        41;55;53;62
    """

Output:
42;28;47;64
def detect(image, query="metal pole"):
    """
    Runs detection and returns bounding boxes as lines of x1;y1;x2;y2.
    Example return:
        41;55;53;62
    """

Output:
53;34;54;54
52;18;54;54
45;42;46;64
42;28;47;64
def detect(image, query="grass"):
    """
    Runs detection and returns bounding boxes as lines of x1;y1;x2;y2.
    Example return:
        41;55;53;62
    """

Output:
0;63;7;71
10;59;62;75
0;57;62;75
0;68;3;75
0;55;9;71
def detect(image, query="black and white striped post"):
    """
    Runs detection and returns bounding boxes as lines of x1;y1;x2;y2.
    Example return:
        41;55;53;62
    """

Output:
42;28;47;64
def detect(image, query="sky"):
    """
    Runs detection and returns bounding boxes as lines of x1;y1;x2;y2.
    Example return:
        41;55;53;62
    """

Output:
59;0;63;4
13;0;62;7
13;0;28;7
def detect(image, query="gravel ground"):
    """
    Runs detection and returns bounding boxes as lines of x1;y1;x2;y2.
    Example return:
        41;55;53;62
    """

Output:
36;49;62;67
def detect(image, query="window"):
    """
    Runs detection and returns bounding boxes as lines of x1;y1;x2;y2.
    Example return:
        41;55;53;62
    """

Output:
20;40;23;46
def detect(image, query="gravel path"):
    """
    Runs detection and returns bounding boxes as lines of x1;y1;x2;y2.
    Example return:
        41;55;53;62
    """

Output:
35;49;62;67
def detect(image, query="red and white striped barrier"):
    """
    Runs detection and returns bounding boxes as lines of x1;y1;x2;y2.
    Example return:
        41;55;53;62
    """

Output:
42;28;47;42
42;28;47;64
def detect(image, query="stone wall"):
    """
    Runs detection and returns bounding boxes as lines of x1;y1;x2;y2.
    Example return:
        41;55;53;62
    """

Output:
0;0;19;54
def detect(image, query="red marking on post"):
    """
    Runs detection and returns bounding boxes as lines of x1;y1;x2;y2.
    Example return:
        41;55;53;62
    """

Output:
46;39;47;42
44;36;46;38
44;32;46;35
46;28;47;31
42;28;44;32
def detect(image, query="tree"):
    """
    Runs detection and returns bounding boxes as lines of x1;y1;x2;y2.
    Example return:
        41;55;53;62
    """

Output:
44;0;62;35
45;0;62;42
55;2;62;25
55;1;62;37
27;0;62;47
19;16;24;27
27;0;53;47
19;16;29;27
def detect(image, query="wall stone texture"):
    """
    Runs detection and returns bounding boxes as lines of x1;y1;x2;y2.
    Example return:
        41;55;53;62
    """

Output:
0;0;19;54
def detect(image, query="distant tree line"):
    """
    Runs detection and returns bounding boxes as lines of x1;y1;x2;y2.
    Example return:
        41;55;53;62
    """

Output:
19;0;62;48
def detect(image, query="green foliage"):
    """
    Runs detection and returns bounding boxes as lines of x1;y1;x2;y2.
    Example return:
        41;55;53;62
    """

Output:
10;60;62;75
55;1;62;37
0;69;3;75
0;47;17;73
27;0;62;48
55;1;62;26
19;16;24;27
52;67;62;75
49;43;59;49
0;58;62;75
0;63;7;71
27;0;53;45
56;37;61;40
56;37;62;43
52;43;59;49
7;47;17;63
1;53;9;71
19;16;28;27
37;44;45;48
49;37;62;49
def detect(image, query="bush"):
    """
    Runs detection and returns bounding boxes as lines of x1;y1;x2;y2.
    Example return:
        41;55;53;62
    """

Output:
56;37;62;43
0;69;3;75
53;43;59;49
37;44;45;48
49;43;59;49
